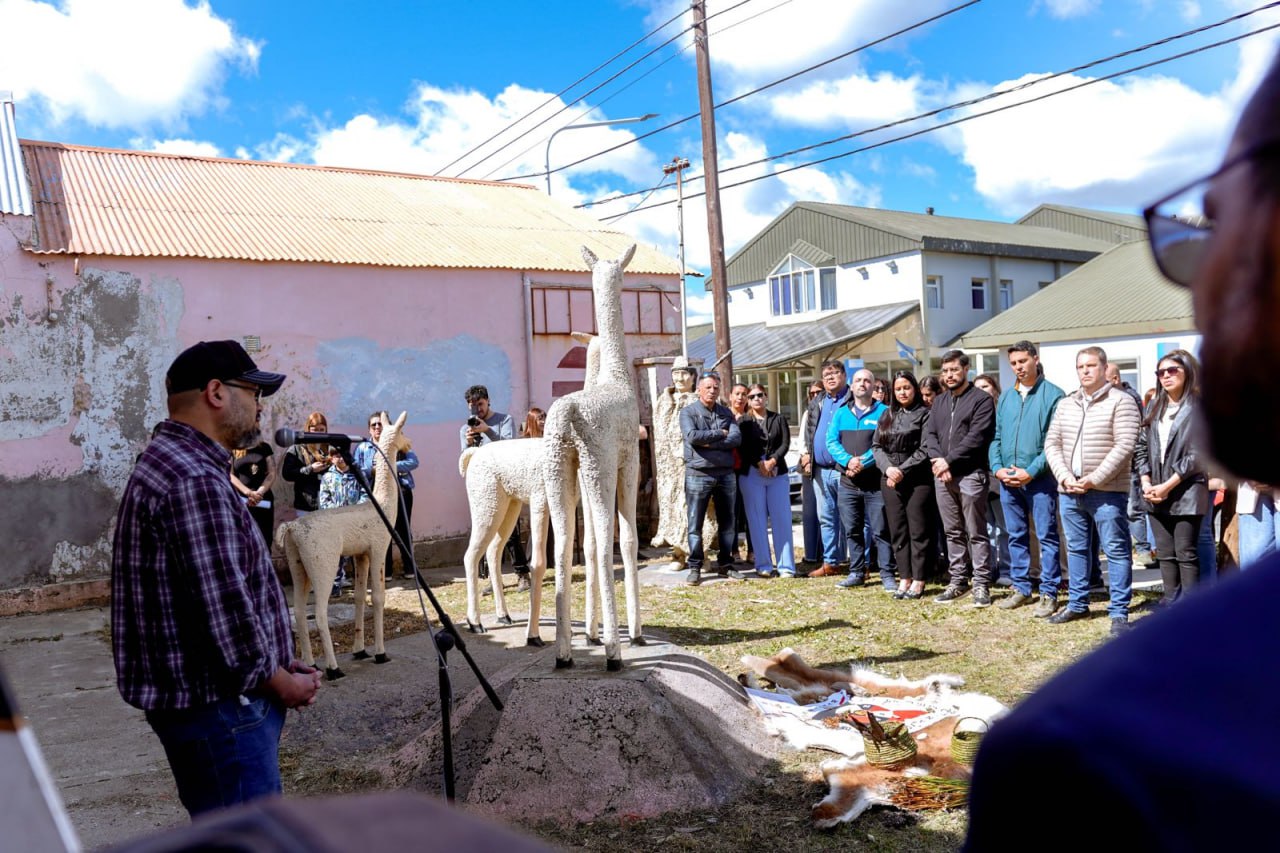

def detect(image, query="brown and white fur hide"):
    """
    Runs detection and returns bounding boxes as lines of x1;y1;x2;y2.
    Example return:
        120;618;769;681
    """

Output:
740;648;1005;828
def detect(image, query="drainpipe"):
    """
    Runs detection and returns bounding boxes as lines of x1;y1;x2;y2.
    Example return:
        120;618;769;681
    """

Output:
523;271;534;411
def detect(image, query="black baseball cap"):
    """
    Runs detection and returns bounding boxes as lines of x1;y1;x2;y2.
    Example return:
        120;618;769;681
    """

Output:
165;340;286;397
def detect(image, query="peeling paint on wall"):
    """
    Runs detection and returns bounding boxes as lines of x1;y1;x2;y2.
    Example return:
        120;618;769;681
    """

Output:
0;265;184;584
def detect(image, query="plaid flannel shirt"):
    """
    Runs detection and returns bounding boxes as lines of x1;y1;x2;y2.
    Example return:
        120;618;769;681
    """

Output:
111;420;293;710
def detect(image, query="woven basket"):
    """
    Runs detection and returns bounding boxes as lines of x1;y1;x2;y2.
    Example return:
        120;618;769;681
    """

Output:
950;716;990;765
862;719;918;769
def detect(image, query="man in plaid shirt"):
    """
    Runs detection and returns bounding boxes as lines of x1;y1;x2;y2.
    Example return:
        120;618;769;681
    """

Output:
112;340;322;817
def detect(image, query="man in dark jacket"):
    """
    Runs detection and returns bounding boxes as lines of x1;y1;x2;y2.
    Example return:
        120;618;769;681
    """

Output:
924;349;996;607
801;360;853;576
991;341;1065;616
680;372;747;586
966;50;1280;850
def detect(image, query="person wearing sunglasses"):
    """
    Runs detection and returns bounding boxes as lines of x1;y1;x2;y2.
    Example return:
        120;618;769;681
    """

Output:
966;49;1280;853
1133;350;1207;607
736;384;795;577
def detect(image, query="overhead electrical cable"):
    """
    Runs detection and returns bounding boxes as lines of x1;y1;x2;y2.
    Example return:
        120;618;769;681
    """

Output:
592;20;1280;220
495;0;981;183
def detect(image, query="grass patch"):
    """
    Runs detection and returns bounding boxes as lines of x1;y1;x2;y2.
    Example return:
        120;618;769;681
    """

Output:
296;560;1158;849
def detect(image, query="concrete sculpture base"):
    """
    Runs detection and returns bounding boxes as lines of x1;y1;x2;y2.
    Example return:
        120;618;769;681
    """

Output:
382;637;778;824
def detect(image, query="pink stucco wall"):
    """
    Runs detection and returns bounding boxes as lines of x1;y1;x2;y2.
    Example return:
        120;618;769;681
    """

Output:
0;216;680;587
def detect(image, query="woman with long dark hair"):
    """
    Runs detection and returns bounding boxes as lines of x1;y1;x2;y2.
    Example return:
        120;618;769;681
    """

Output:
736;384;794;577
872;370;935;598
1134;349;1208;604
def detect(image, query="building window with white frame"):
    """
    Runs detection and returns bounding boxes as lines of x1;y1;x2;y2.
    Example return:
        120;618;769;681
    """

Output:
971;278;987;310
926;274;943;309
998;279;1013;311
769;255;835;317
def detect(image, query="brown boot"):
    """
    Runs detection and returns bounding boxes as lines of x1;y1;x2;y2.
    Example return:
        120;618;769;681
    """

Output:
807;563;841;578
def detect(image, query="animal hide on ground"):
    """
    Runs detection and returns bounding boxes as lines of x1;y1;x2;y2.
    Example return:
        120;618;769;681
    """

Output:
740;648;1006;827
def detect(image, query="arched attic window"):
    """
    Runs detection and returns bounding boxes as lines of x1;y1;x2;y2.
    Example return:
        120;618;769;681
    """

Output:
768;254;836;317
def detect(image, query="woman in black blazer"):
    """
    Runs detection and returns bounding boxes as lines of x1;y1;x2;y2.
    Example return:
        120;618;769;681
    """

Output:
872;371;935;599
1134;349;1208;604
737;384;794;577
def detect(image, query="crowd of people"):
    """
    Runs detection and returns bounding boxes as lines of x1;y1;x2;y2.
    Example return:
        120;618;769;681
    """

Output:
678;340;1246;636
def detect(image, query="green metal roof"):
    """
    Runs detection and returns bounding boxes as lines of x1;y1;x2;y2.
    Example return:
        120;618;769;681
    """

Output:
726;202;1115;286
1017;203;1148;244
954;240;1193;349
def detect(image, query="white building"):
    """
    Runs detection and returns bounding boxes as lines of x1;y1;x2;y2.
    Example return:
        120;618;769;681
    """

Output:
691;202;1135;423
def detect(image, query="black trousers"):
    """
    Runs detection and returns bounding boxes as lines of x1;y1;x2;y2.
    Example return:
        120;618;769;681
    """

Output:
385;487;414;577
883;476;935;582
1149;513;1202;603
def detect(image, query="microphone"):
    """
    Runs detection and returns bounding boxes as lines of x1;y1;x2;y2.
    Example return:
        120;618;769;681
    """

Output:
274;427;367;448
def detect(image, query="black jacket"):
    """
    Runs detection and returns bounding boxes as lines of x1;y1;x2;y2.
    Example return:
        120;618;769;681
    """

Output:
738;410;790;475
804;384;852;468
1134;398;1208;516
923;383;996;478
281;444;326;512
680;400;742;472
872;404;931;484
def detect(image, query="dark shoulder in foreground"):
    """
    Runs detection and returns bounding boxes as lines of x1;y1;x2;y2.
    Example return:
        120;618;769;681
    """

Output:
965;557;1280;851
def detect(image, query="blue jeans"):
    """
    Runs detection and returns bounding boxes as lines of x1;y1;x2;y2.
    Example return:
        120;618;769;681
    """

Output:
1001;475;1061;597
837;480;893;588
1238;493;1280;569
1197;510;1217;580
1060;491;1132;619
740;467;796;574
685;468;738;571
145;694;286;817
800;473;821;560
813;466;847;565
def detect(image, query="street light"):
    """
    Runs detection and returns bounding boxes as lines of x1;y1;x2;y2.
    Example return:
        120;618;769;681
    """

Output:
544;113;658;195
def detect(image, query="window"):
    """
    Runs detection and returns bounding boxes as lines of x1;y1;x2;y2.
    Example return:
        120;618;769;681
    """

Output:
820;268;837;311
998;279;1013;311
926;275;943;309
971;278;987;310
1038;280;1052;290
768;255;833;317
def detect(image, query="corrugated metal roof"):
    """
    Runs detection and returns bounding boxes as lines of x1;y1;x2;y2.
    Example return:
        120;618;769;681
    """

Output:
0;99;33;216
787;237;835;267
727;201;1114;286
1017;203;1147;244
18;139;680;274
689;301;917;370
955;240;1193;348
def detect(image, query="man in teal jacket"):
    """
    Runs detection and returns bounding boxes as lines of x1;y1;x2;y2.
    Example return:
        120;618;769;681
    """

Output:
826;369;891;590
989;340;1065;617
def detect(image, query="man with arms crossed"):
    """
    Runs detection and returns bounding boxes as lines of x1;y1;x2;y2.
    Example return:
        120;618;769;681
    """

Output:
112;340;321;817
990;340;1065;616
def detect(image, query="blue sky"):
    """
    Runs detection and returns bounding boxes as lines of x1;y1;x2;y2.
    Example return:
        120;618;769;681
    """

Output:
3;0;1277;321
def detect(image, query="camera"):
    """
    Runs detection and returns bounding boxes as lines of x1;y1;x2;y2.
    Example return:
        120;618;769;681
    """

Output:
467;416;481;428
466;415;483;447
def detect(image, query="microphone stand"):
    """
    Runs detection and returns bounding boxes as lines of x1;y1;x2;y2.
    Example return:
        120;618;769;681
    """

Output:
335;442;503;802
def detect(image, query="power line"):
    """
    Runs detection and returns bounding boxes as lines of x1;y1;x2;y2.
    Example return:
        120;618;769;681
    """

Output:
450;0;761;179
431;3;687;176
477;0;796;182
594;20;1280;220
495;0;980;183
590;0;1280;208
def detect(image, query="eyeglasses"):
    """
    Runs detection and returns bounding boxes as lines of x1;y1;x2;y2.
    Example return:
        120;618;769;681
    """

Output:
1143;138;1280;287
1155;365;1184;378
222;381;263;401
369;422;382;430
747;393;765;400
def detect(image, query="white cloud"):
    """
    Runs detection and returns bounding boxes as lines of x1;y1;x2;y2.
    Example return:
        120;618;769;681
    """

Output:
0;0;259;129
1037;0;1100;18
137;138;222;158
953;71;1236;215
684;290;713;324
766;71;928;129
1179;1;1201;21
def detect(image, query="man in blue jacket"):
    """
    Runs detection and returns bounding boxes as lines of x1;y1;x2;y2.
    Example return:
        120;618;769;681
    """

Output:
990;341;1065;617
825;368;891;590
680;372;748;586
803;360;853;577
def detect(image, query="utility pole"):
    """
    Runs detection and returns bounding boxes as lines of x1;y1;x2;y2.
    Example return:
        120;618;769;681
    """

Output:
663;156;691;358
692;0;732;387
